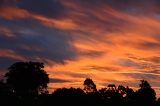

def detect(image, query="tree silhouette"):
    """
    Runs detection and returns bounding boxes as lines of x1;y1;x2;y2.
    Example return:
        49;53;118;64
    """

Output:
139;80;151;88
136;80;156;106
117;85;136;106
99;85;123;105
5;62;49;96
83;78;97;93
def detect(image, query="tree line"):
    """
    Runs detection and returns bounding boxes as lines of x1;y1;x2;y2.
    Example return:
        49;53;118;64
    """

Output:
0;61;160;106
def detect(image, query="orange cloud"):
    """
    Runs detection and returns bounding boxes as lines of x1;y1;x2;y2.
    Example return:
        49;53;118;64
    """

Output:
33;15;78;30
0;6;30;20
0;48;24;60
41;1;160;92
0;6;78;30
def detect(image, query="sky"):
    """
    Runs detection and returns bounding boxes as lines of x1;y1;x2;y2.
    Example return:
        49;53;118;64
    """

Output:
0;0;160;96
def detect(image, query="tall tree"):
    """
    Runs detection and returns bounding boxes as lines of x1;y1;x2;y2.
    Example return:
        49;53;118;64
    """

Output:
5;62;49;96
136;80;156;106
83;78;97;93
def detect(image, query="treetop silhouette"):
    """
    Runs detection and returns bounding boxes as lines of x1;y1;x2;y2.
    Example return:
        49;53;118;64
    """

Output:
136;80;156;105
139;80;151;88
83;78;97;93
5;61;49;95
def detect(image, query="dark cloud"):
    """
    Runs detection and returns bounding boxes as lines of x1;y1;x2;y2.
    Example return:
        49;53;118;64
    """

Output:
0;18;78;69
127;55;160;72
50;78;70;83
128;54;160;64
67;72;89;78
117;58;143;68
137;41;160;50
0;0;17;6
150;69;160;73
143;56;160;63
122;73;160;80
102;72;160;88
79;50;105;57
53;71;89;79
120;73;160;88
83;65;119;72
60;0;160;16
16;0;66;18
127;40;160;52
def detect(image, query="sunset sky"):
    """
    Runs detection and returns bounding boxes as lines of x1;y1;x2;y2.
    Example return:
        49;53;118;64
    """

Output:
0;0;160;96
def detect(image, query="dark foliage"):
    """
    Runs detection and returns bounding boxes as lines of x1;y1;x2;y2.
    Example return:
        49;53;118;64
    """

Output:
83;78;97;93
5;62;49;96
135;80;156;106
